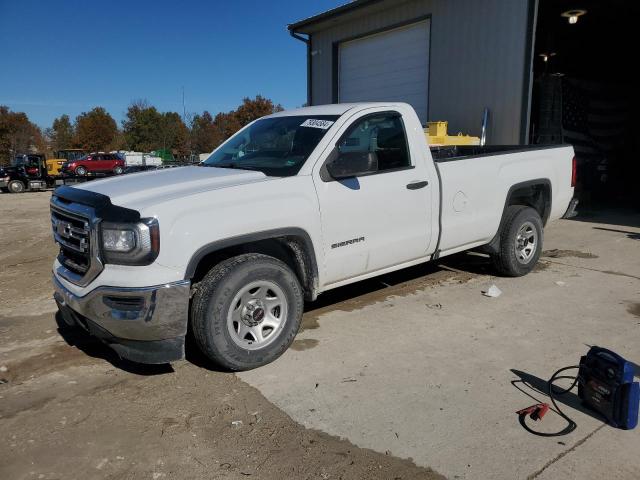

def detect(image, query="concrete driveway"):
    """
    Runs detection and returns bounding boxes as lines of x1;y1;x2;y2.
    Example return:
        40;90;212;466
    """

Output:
2;193;638;479
239;211;640;479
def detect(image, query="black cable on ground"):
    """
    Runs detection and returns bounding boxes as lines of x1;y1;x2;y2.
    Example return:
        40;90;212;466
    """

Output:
545;366;579;436
518;365;579;437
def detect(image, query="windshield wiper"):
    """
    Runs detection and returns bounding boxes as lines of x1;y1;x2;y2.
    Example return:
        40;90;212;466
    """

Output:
210;162;259;171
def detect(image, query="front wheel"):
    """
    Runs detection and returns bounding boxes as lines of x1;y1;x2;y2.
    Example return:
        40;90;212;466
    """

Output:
191;253;304;371
8;180;25;193
492;205;543;277
75;166;87;176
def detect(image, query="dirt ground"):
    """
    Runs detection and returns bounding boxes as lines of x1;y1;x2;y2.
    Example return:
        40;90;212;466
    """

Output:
0;191;445;480
3;191;639;480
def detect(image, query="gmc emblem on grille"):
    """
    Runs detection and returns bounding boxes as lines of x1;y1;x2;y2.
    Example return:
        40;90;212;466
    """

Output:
56;221;73;239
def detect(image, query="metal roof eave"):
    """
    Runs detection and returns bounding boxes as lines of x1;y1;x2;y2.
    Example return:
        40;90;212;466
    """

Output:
288;0;383;33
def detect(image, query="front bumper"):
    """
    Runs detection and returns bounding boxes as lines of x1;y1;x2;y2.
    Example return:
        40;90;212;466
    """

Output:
53;274;190;364
0;179;8;188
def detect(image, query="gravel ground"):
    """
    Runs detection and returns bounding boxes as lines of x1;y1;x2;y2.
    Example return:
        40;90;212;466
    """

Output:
0;191;443;480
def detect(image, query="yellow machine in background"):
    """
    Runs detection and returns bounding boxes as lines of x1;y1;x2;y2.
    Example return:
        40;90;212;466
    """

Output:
46;149;86;177
425;121;480;146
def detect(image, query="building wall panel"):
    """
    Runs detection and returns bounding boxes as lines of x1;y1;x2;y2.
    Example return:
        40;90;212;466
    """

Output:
307;0;530;144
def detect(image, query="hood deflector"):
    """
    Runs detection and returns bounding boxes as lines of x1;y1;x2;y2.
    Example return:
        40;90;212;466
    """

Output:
53;186;141;222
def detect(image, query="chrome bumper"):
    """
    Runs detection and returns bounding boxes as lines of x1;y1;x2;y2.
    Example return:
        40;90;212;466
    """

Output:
53;274;190;363
0;179;8;189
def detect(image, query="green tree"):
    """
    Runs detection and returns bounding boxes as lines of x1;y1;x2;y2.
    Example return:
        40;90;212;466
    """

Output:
46;114;74;151
159;112;189;156
190;111;217;154
233;95;283;128
122;100;163;152
107;129;127;152
0;106;43;163
74;107;118;151
122;101;189;155
194;95;283;153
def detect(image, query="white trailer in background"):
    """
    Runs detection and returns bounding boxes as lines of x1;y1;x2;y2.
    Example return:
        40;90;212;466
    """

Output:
113;151;163;166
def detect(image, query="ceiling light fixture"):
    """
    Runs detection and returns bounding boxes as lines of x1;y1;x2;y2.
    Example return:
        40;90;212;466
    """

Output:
539;52;557;63
561;9;587;25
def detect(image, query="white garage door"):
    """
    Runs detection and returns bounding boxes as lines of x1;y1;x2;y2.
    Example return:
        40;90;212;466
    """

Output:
339;20;430;124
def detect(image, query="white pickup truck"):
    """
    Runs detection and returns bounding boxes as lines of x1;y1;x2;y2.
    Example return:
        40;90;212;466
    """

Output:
51;103;576;369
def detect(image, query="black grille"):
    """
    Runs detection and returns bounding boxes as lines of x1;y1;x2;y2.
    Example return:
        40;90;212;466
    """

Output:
51;207;91;275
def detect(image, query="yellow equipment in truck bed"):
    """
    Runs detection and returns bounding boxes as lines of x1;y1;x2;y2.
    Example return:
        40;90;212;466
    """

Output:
425;121;480;146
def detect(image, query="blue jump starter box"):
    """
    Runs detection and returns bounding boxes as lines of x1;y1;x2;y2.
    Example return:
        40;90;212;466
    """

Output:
578;346;639;429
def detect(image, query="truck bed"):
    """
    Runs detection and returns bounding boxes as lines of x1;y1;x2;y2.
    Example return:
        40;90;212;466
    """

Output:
429;144;570;163
430;144;569;162
430;144;575;258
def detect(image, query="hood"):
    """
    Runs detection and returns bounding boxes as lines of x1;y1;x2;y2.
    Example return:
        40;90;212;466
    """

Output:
74;166;269;210
0;165;19;175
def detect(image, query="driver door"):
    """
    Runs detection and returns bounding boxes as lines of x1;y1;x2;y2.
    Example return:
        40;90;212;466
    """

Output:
312;109;433;287
94;154;109;172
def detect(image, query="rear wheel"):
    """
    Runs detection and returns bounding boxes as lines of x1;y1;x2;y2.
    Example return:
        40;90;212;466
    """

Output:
8;180;25;193
113;166;124;175
75;166;87;176
492;206;543;277
191;253;304;371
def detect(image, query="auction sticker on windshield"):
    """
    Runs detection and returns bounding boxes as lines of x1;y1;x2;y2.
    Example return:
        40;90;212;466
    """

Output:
301;119;335;129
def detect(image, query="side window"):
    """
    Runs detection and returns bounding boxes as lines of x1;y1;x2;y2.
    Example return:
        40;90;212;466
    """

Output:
338;114;411;171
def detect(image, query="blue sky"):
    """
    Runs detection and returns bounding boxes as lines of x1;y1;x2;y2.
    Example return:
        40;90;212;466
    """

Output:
0;0;342;128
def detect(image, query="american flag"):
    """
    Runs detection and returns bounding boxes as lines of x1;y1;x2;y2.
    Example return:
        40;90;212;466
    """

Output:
561;77;631;170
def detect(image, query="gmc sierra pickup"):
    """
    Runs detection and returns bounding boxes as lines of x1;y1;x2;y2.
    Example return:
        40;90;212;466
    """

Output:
51;103;576;370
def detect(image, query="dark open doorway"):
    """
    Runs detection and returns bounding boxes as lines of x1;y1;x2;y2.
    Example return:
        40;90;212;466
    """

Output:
529;0;640;208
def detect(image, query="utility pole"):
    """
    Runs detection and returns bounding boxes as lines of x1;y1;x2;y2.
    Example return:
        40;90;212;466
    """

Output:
182;86;186;122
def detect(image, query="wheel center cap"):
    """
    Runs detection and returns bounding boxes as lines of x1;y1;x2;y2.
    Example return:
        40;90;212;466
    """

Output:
517;236;528;249
242;300;265;327
253;308;265;323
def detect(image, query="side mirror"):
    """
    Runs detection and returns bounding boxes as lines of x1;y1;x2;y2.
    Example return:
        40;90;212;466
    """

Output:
326;151;378;179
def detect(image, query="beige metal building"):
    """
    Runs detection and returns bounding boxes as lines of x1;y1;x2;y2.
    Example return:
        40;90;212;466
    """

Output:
289;0;639;205
289;0;535;145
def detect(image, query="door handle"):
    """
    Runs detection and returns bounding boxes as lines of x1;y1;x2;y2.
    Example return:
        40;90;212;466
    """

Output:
406;180;428;190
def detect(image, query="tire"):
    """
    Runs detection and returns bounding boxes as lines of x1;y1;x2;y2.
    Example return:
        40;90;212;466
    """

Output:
75;166;87;176
113;166;124;175
191;253;304;371
492;205;543;277
8;180;25;193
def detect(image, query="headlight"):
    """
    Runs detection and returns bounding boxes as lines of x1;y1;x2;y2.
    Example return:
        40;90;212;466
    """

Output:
102;229;136;252
100;218;160;265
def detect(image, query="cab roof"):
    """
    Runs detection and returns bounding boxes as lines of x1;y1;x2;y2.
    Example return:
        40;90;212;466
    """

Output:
265;102;408;118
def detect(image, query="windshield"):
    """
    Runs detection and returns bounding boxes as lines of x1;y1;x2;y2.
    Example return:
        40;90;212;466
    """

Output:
12;155;40;167
202;115;339;176
62;151;85;162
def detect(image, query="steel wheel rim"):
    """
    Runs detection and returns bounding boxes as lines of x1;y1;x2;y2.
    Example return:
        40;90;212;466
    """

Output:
227;280;288;350
9;182;24;193
514;221;538;264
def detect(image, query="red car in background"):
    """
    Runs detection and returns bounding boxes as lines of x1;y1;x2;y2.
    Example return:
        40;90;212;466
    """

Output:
61;153;125;176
